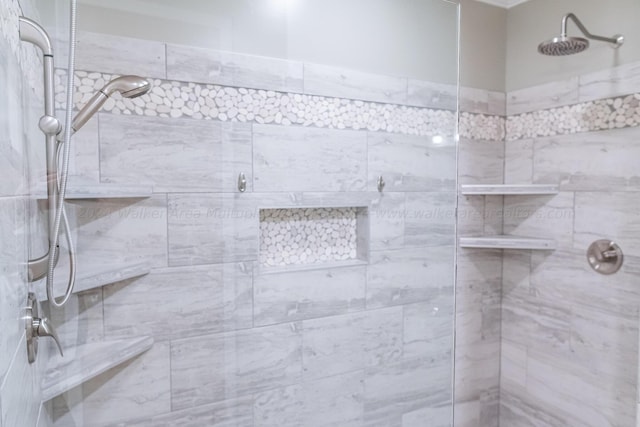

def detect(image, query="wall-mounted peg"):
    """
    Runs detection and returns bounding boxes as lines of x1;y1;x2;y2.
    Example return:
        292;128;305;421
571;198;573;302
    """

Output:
377;175;385;193
238;173;247;193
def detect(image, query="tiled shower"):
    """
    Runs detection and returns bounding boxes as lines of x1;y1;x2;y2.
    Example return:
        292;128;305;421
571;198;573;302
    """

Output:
1;0;640;426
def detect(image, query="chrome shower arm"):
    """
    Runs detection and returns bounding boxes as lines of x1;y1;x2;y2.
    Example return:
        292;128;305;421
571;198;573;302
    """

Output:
561;13;624;46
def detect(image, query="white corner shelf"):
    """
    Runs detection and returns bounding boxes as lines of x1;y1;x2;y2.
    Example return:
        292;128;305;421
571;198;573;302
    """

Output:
459;235;557;250
42;336;154;402
38;261;151;302
34;183;153;200
460;184;559;196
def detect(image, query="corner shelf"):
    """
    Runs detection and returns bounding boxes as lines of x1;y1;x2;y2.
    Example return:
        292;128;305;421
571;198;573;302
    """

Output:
459;235;557;250
41;336;154;402
34;183;153;200
460;184;559;196
38;261;151;302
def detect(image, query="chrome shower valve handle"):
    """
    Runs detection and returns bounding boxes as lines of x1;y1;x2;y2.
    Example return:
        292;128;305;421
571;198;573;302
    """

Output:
26;292;63;364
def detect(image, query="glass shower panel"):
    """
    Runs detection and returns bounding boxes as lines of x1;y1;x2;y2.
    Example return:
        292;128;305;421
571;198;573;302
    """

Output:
38;1;460;426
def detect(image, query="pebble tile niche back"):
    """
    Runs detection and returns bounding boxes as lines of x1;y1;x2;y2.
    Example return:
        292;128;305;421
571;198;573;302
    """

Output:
259;207;369;271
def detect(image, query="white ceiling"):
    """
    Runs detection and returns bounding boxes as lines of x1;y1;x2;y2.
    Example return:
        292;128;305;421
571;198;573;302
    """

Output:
474;0;532;9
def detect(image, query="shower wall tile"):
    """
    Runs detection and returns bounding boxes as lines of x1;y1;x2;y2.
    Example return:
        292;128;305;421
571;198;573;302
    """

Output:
532;128;640;191
170;323;302;411
253;124;367;192
407;80;457;110
102;263;253;341
367;133;456;192
574;191;640;255
51;342;171;427
369;192;406;251
253;266;366;326
502;192;575;248
504;138;533;184
301;307;403;381
166;44;304;93
71;195;168;268
51;289;105;349
0;52;26;197
253;371;364;427
111;397;253;427
363;356;451;426
459;87;505;116
73;31;166;79
506;77;579;115
458;138;504;185
403;192;456;248
303;63;407;105
99;114;252;193
65;113;100;181
167;193;257;266
0;337;40;427
366;246;455;309
403;298;454;361
579;60;640;102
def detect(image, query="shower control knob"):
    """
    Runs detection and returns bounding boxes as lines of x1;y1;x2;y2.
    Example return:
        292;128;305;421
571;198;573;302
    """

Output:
39;115;62;136
25;292;64;364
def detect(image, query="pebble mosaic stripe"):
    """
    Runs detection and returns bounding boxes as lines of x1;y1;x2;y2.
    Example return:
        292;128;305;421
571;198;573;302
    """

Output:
259;208;359;267
507;94;640;140
56;69;507;141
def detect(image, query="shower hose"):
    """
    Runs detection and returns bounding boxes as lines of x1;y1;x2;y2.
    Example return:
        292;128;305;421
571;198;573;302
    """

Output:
46;0;77;308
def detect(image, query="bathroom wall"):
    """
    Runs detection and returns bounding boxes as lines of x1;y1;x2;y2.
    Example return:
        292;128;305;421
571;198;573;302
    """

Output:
44;29;474;426
499;61;640;426
506;0;640;90
0;0;52;426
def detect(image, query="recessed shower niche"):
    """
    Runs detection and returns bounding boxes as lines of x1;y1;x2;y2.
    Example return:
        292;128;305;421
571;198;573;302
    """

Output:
259;206;369;271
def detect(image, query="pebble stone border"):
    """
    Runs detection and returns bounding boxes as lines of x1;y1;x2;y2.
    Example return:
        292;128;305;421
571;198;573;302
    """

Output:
55;69;508;141
259;207;359;267
507;93;640;140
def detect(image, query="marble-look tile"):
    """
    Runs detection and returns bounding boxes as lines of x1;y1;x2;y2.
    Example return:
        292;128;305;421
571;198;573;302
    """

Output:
499;340;527;394
103;263;253;341
304;63;407;105
532;128;640;191
579;60;640;102
167;193;257;266
455;250;502;317
407;80;456;110
36;403;52;427
460;87;505;116
507;77;579;115
363;356;451;426
170;323;302;410
574;191;640;255
499;391;567;427
525;349;635;427
100;114;252;193
70;195;168;268
456;195;486;236
366;246;455;309
504;138;533;184
404;192;456;247
59;110;99;181
369;192;405;251
0;337;40;427
367;133;456;192
302;308;403;381
254;371;364;427
483;196;504;235
458;138;504;185
166;44;304;93
51;343;171;427
50;289;104;349
454;342;500;405
105;397;253;427
401;405;451;427
502;192;575;248
403;298;453;360
72;31;165;78
253;265;366;326
253;124;367;192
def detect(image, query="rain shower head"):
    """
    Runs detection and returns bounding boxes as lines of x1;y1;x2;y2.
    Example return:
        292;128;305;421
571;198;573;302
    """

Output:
538;13;624;56
71;75;151;132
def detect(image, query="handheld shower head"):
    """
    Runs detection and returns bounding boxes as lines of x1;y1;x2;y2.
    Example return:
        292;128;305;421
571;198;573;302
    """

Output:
539;13;624;56
71;75;151;132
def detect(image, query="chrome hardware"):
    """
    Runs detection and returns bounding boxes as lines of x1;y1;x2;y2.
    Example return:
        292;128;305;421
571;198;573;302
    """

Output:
39;115;62;136
587;240;623;275
238;173;247;193
26;292;63;363
377;176;385;193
